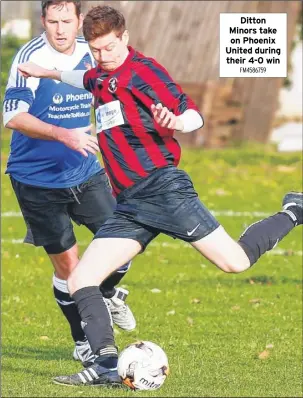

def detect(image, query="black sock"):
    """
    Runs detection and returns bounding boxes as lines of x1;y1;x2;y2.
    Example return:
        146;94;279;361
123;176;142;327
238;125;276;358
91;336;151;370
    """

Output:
72;286;115;355
283;205;303;226
95;355;118;367
53;275;86;342
99;261;131;298
238;212;295;266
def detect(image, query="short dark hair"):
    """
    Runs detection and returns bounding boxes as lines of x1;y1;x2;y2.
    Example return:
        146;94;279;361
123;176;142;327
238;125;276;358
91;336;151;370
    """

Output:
83;5;126;42
41;0;81;18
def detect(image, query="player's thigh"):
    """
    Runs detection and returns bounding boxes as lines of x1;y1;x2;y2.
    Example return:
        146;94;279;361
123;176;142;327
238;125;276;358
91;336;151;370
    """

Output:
191;225;250;273
10;176;76;249
70;170;116;234
68;213;158;292
69;238;141;293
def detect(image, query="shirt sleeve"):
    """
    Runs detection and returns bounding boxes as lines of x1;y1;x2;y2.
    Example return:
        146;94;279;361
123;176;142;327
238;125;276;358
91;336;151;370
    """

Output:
83;68;97;95
133;58;203;118
2;46;40;126
61;70;86;89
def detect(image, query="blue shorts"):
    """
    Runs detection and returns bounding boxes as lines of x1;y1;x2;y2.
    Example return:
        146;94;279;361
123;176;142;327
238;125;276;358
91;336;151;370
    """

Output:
94;166;220;251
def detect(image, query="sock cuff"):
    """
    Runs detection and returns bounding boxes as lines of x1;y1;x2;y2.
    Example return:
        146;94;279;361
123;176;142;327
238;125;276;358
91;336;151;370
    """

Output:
53;274;69;293
117;261;132;273
280;209;298;225
99;345;118;357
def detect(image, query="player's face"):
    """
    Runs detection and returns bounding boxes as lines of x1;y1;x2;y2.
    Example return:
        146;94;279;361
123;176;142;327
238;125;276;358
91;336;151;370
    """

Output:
41;2;83;55
89;30;129;71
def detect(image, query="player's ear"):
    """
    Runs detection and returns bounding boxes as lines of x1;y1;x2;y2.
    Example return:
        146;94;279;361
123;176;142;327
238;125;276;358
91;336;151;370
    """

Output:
41;16;46;29
121;30;129;46
78;13;84;31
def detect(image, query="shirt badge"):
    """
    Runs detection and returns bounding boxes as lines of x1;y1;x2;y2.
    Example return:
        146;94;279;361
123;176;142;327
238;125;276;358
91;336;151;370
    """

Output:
108;77;118;93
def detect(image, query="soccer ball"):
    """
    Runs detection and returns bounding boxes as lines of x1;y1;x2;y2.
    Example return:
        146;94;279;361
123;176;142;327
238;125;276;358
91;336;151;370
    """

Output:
117;341;169;390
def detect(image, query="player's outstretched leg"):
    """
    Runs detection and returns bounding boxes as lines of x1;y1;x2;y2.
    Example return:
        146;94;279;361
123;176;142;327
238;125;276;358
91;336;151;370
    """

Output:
192;191;302;272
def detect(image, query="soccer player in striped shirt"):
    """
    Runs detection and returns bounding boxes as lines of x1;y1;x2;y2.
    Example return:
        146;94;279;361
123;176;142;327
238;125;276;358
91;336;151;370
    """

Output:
19;4;303;387
3;0;136;370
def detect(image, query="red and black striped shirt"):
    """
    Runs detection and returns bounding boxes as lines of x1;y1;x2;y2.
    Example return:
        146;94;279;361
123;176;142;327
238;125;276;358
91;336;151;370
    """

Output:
83;46;202;195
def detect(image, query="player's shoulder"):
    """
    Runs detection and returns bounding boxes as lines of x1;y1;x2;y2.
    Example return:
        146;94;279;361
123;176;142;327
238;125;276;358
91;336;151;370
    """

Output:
132;49;154;65
76;35;89;46
75;35;93;59
132;49;166;71
14;35;47;64
131;49;170;80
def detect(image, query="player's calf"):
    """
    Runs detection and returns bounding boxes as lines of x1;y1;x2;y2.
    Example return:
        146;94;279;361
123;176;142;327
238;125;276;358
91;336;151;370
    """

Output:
238;192;301;266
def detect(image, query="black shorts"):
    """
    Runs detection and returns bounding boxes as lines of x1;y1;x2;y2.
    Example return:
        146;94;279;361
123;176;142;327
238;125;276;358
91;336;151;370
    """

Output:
10;170;116;250
94;166;220;251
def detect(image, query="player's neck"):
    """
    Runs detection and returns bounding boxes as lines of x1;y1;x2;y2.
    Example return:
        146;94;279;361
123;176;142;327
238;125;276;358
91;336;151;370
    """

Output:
119;48;130;67
61;41;76;56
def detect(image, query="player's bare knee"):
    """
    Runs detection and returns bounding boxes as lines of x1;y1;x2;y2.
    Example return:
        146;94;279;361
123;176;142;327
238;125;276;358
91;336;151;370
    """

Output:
218;257;250;273
51;255;78;279
67;264;105;295
55;267;71;280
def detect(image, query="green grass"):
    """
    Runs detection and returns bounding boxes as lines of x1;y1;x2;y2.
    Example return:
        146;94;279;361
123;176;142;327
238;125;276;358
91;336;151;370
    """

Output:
1;129;302;397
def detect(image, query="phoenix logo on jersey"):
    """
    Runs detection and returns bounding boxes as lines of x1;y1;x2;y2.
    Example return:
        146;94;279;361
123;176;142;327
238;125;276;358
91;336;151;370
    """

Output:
53;93;64;104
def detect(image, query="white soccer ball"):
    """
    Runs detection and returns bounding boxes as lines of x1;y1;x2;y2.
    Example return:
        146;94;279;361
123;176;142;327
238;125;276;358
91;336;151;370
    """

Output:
117;340;169;390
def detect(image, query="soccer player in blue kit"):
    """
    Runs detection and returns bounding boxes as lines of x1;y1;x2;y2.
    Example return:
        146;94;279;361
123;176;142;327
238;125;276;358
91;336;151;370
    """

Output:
3;0;136;369
19;4;303;387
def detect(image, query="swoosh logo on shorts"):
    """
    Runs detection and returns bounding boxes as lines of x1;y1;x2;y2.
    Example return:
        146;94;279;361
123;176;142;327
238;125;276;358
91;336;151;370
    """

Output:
187;223;201;236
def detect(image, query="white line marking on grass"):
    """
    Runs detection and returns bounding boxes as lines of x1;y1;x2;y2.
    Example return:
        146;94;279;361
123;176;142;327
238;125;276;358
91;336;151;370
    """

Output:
1;238;301;257
2;210;273;218
2;211;22;217
212;210;272;217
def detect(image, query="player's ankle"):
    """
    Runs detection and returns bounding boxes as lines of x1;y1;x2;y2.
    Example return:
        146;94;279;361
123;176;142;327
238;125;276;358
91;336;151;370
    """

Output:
95;345;118;361
95;346;118;367
281;206;303;226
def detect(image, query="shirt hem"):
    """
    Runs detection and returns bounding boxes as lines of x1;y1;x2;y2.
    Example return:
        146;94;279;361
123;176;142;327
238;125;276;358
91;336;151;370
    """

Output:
7;167;103;189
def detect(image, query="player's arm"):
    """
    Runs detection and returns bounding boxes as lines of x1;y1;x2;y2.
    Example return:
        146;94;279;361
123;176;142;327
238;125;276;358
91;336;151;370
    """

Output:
134;60;203;133
5;113;97;157
151;104;203;133
18;62;87;89
4;62;98;157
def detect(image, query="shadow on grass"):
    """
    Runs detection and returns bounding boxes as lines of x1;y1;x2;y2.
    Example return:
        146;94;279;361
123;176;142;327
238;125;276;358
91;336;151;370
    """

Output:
1;362;56;378
242;275;303;285
132;275;303;288
1;345;74;363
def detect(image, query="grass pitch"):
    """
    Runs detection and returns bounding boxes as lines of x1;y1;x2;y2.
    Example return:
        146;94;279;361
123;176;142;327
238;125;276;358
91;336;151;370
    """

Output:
1;129;302;397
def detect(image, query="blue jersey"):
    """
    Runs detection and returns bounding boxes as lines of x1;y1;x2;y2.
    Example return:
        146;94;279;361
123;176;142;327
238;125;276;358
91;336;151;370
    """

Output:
3;33;102;188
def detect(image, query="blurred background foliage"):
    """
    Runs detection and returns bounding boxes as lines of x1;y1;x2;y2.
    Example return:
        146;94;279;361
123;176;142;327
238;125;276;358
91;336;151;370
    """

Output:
1;36;27;99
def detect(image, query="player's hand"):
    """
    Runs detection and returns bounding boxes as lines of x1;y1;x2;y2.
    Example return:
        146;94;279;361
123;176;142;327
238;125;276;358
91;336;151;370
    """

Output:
151;103;183;130
62;124;100;157
18;62;48;79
